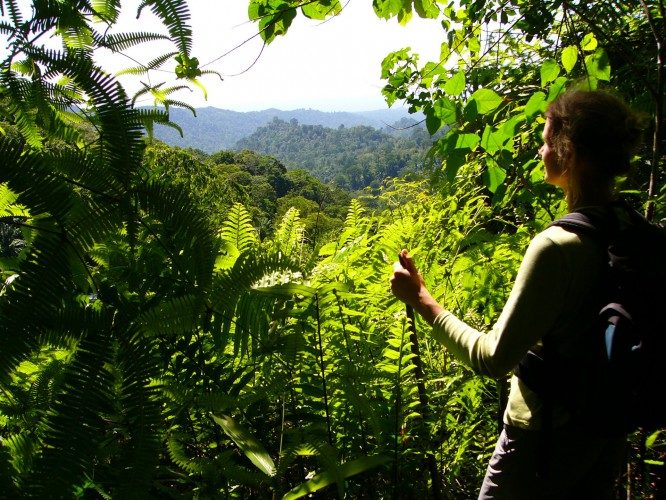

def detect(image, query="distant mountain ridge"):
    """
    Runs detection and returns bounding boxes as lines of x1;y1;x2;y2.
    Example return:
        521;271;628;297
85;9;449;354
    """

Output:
151;106;422;153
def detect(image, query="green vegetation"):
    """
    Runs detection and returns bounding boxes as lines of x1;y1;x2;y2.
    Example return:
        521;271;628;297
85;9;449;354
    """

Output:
236;118;432;190
143;143;351;244
0;0;664;498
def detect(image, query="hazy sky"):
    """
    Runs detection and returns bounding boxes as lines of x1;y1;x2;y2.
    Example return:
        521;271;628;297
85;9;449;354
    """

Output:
96;1;444;112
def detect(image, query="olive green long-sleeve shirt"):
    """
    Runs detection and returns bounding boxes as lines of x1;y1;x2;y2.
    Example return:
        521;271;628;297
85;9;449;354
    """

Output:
431;225;605;430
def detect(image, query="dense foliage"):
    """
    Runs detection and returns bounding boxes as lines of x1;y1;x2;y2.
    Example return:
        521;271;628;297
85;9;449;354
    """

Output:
236;118;432;190
143;143;351;244
0;0;664;498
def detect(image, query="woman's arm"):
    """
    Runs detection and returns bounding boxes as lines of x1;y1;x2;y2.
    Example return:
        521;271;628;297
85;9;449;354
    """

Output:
391;233;569;378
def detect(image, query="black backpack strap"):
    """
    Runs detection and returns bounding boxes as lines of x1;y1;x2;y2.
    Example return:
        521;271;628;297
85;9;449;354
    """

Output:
549;212;598;235
549;207;621;239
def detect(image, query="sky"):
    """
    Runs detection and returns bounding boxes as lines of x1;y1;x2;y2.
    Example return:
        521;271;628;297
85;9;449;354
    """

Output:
94;1;445;112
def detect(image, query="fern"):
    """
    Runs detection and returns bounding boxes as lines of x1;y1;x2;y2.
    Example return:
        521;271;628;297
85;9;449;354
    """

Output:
117;51;179;77
4;431;37;481
3;0;23;26
211;249;301;356
91;0;120;23
137;0;193;55
95;31;170;52
273;207;305;258
220;202;259;254
137;293;203;337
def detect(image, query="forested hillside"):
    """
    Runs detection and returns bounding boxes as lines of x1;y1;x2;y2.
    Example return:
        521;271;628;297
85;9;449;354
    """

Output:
236;118;432;189
151;106;421;152
0;0;664;498
144;143;351;243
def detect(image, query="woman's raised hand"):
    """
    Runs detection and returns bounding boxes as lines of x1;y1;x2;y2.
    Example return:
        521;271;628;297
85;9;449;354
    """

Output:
390;250;425;306
390;250;443;325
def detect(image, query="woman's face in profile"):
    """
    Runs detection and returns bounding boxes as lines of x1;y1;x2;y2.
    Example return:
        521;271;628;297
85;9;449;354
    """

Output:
539;117;568;190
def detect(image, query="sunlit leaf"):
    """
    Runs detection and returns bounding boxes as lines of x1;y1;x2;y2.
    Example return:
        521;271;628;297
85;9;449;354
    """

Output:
413;0;439;18
454;132;480;150
540;59;560;87
212;414;276;477
480;125;508;154
561;45;578;73
282;454;391;500
524;91;546;120
468;88;502;115
425;107;442;135
444;71;465;96
302;0;342;20
581;33;598;52
483;162;506;193
547;76;567;103
433;97;457;125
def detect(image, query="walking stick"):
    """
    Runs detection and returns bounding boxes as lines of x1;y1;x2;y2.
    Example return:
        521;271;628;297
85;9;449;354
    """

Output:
399;253;441;499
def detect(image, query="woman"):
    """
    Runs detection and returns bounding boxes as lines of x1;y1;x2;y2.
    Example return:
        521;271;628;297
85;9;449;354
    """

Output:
390;89;644;499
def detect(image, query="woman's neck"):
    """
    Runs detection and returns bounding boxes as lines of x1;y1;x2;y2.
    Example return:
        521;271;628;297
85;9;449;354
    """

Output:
566;188;613;211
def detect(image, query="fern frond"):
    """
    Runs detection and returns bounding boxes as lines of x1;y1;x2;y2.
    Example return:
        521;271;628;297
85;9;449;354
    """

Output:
60;25;94;51
1;76;46;149
0;184;20;213
138;0;193;55
211;250;302;355
10;59;36;76
110;330;162;496
185;76;207;99
157;84;190;97
0;20;16;35
115;65;152;77
28;358;64;410
137;294;202;337
4;431;37;477
96;31;170;51
199;69;223;81
130;82;155;105
125;51;179;76
3;0;23;26
137;107;184;138
220;203;258;254
345;199;365;227
24;48;147;185
0;445;19;496
91;0;120;23
27;324;114;496
167;433;200;474
161;99;196;116
272;207;305;258
0;135;72;210
138;182;218;293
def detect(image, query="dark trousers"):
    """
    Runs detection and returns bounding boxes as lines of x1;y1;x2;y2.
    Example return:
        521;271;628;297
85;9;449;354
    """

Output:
478;424;626;499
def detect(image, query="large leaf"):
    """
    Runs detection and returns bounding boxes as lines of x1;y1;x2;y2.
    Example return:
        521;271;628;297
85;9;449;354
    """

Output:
212;414;276;477
540;59;560;87
483;161;506;193
524;91;546;120
444;71;465;96
585;49;611;81
467;88;502;115
561;45;578;73
282;454;391;500
301;0;342;19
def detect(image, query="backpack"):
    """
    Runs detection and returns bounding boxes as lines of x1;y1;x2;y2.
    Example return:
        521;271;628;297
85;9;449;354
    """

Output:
514;201;666;436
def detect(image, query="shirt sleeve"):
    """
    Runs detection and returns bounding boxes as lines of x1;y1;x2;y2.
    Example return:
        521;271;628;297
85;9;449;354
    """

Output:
431;232;570;378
